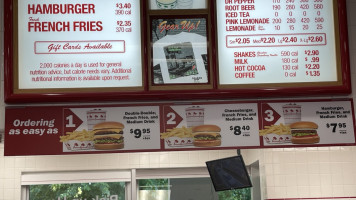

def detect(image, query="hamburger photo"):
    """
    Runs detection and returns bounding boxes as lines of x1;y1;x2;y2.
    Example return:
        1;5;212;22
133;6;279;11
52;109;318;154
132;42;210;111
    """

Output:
92;121;125;150
290;121;320;144
192;125;222;147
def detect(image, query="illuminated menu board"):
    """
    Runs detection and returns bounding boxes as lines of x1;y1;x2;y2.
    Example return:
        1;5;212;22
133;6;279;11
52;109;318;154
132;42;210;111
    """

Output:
217;0;340;86
4;0;350;103
17;0;142;90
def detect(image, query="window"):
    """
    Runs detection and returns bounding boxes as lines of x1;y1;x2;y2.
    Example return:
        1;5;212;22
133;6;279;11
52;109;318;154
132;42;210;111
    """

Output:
136;168;254;200
22;167;259;200
22;170;132;200
137;178;251;200
29;182;125;200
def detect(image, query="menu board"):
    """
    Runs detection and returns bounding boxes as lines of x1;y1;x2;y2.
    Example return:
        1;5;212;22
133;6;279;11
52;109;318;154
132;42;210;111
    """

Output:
4;99;355;156
217;0;341;86
4;0;350;103
16;0;142;90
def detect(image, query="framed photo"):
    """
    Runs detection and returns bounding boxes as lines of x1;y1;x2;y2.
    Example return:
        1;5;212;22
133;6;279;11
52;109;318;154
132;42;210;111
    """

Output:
150;17;211;87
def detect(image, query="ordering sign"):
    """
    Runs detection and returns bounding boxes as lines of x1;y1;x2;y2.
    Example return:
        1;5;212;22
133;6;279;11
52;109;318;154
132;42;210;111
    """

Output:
4;99;356;156
17;0;142;90
217;0;340;85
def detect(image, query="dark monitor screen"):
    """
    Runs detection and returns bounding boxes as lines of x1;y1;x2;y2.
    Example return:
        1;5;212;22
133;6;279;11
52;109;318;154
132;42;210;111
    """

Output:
206;155;252;191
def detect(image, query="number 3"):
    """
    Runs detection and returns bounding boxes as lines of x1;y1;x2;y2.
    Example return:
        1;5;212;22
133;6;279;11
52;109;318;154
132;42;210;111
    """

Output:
264;110;275;122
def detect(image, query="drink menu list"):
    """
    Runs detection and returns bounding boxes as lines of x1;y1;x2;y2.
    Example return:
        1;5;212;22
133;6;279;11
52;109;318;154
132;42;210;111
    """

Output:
217;0;338;85
18;0;142;90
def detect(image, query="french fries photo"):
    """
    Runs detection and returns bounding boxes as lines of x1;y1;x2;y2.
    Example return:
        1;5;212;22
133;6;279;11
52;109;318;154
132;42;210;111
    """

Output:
160;126;193;139
60;129;94;142
259;123;291;136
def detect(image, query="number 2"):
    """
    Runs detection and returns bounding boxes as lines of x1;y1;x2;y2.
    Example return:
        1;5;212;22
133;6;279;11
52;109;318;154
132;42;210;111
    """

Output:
166;112;176;125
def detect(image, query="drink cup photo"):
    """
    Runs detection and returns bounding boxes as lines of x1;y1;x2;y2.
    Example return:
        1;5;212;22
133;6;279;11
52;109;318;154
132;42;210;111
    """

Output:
87;109;107;131
282;103;301;125
185;106;204;127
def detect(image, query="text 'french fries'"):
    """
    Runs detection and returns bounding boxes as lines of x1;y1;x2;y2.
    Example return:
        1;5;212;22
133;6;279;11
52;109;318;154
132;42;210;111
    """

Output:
60;129;94;142
259;123;291;136
160;126;193;139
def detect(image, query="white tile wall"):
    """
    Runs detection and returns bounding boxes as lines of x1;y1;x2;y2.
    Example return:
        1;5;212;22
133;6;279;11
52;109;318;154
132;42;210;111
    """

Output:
261;147;356;199
1;0;356;200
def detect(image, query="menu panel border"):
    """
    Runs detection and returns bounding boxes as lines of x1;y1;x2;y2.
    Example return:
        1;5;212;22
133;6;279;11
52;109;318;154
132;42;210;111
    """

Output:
10;0;146;95
4;98;356;156
3;0;351;103
215;0;347;89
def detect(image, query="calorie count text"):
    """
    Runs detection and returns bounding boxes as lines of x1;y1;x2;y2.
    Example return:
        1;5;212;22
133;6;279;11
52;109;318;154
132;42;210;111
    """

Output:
224;0;327;80
225;0;326;32
271;0;325;32
116;20;132;33
277;49;321;77
233;47;322;79
115;2;132;32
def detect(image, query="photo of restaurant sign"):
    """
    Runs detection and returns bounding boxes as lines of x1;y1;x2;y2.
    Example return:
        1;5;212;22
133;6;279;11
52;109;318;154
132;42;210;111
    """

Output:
1;0;356;199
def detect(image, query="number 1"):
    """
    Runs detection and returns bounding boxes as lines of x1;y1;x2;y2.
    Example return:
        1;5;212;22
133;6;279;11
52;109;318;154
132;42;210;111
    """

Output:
66;115;76;128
